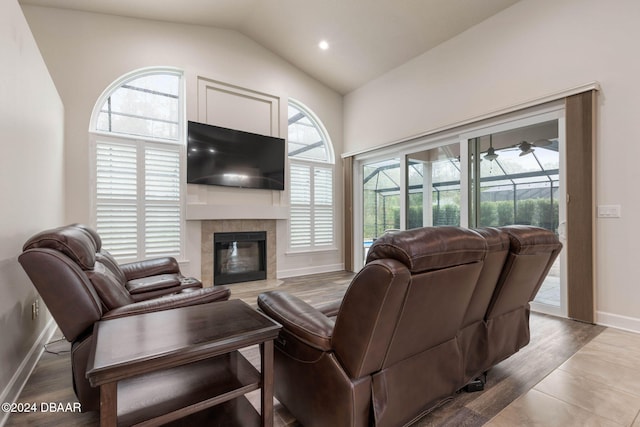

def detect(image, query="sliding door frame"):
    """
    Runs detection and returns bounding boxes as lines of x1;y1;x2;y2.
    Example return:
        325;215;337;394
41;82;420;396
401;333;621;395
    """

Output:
346;89;596;322
565;91;596;323
460;108;567;318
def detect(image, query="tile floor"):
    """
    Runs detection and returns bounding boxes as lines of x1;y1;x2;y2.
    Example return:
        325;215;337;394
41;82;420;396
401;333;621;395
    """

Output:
487;328;640;426
533;259;561;306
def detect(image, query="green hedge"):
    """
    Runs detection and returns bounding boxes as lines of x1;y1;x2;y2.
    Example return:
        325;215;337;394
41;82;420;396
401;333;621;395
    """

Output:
474;198;558;229
365;196;558;239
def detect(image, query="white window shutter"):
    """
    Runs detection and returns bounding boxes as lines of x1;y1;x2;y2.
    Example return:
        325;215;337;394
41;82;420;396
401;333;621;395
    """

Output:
95;142;138;260
290;163;312;248
314;166;333;246
95;141;183;262
144;146;181;258
289;162;334;250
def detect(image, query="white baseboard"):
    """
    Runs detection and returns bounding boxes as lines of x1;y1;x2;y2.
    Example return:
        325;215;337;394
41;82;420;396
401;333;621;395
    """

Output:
277;263;345;279
0;318;57;427
596;310;640;334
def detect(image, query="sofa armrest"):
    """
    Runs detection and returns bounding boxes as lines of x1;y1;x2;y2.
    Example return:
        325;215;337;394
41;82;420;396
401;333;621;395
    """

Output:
102;286;230;320
315;300;341;318
126;274;182;294
126;274;201;292
120;257;181;281
258;291;334;351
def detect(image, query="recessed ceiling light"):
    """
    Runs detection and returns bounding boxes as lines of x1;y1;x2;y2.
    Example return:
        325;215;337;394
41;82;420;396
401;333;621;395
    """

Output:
318;40;329;50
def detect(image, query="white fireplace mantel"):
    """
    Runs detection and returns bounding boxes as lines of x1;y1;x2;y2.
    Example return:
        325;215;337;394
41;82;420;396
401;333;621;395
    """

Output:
186;203;289;221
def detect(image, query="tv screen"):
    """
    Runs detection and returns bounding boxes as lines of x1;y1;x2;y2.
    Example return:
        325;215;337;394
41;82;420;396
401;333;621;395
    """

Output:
187;121;285;191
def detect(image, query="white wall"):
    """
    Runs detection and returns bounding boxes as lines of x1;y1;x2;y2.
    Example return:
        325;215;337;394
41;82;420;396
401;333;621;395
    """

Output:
0;0;64;415
344;0;640;331
21;6;344;280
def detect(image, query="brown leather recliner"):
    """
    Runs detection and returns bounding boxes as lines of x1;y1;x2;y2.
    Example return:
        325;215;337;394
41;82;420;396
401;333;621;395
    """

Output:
457;225;562;385
258;225;561;427
458;227;511;385
19;224;231;411
479;225;563;372
258;227;488;427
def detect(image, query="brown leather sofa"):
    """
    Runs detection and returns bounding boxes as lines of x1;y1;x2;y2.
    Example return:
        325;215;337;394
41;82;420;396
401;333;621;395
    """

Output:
258;225;561;427
19;224;231;411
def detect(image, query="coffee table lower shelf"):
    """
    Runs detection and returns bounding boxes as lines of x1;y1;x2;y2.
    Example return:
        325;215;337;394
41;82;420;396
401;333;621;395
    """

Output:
162;397;261;427
115;350;261;426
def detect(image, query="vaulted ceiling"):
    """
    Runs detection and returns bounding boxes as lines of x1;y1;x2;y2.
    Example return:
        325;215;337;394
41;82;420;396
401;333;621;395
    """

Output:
19;0;520;94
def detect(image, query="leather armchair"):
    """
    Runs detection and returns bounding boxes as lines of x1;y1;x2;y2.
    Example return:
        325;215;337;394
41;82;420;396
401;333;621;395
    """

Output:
71;223;203;304
259;227;488;427
19;224;231;411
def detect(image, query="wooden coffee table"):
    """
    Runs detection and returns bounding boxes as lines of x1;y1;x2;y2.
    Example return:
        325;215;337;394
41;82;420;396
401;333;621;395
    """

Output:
86;299;281;427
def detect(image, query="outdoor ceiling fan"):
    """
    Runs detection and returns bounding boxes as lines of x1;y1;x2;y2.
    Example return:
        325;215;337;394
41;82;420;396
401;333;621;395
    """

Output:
518;141;535;156
483;137;553;161
517;138;551;156
484;136;499;161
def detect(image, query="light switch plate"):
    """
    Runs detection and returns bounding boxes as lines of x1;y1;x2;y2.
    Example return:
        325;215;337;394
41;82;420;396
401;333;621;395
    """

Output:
597;205;621;218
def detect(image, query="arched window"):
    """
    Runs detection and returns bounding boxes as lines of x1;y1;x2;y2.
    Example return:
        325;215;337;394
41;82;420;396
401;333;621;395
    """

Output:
90;69;184;262
288;100;335;250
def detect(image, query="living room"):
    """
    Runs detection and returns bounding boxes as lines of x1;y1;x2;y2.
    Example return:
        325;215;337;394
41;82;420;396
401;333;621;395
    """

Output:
2;0;640;425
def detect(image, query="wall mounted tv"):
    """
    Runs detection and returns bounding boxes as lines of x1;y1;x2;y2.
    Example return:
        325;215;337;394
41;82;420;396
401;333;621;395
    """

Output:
187;121;285;191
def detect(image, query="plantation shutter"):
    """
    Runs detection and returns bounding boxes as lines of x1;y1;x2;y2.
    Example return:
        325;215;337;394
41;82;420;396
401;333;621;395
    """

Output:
95;141;138;260
95;140;182;262
314;166;333;246
289;162;334;249
144;145;181;258
290;163;312;248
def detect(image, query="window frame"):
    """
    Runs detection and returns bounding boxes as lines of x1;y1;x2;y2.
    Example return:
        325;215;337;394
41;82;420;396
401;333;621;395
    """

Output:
287;99;336;253
89;67;186;263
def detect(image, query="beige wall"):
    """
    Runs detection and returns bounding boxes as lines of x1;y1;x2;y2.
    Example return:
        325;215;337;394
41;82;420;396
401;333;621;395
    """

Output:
344;0;640;331
0;0;64;413
21;5;344;279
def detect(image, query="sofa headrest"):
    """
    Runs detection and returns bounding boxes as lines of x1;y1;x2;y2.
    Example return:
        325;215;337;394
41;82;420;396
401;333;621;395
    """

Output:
501;225;562;255
366;226;487;273
23;225;97;270
474;227;510;253
70;223;102;251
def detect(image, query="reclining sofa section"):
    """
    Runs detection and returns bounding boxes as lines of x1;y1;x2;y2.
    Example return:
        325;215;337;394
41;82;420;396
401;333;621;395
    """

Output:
19;224;230;411
258;225;561;427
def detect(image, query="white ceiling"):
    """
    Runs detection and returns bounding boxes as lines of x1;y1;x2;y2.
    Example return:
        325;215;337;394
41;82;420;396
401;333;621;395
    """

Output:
19;0;520;94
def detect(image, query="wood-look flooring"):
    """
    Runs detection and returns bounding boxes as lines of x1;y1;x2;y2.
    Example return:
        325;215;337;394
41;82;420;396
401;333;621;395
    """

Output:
5;271;605;427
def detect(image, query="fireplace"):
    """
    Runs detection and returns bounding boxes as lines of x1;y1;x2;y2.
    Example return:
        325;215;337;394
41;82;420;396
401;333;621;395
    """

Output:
214;231;267;285
201;219;276;286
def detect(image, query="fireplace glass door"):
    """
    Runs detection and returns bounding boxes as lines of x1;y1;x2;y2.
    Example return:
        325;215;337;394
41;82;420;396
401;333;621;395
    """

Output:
214;231;266;285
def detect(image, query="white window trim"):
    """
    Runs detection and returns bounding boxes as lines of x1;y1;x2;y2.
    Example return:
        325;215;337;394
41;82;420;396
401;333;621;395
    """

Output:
89;66;185;135
287;99;336;253
89;67;187;262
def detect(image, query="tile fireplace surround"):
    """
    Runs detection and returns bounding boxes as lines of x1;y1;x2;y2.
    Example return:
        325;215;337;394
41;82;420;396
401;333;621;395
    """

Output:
201;219;277;286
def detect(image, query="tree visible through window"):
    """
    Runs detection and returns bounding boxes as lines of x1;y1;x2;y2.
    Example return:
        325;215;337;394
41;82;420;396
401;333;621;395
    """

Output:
288;101;334;250
91;70;183;262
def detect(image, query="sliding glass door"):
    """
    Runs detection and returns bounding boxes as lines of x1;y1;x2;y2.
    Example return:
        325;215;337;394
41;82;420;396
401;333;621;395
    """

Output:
361;158;401;260
406;143;462;229
354;107;566;316
468;119;565;313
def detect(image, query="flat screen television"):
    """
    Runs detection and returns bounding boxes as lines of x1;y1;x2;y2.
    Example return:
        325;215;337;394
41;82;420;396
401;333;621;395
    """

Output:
187;121;285;191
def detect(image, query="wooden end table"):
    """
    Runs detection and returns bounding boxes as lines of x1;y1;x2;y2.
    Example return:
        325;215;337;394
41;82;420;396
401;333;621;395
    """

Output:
86;299;281;427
